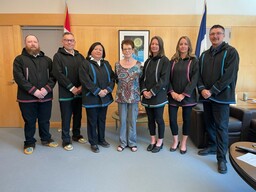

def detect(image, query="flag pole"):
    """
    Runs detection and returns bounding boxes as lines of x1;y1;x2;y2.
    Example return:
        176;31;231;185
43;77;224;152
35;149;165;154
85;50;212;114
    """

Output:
195;0;207;58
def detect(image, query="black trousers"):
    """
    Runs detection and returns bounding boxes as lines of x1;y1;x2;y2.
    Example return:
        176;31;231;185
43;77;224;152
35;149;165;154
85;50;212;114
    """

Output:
59;98;82;144
145;106;165;139
168;105;192;136
19;101;52;147
203;101;229;162
86;106;108;145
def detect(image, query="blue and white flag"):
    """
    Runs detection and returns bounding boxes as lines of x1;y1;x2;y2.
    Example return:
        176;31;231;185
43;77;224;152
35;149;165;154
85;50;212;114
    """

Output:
195;1;207;58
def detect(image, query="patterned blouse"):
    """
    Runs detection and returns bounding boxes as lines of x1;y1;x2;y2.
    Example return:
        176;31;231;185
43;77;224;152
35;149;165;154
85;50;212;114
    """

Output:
115;61;141;103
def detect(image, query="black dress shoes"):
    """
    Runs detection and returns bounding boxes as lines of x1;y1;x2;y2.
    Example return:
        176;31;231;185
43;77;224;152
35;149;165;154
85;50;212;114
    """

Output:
170;141;180;152
198;148;216;156
218;161;227;174
91;145;100;153
147;143;156;151
152;143;163;153
180;149;187;154
98;140;110;148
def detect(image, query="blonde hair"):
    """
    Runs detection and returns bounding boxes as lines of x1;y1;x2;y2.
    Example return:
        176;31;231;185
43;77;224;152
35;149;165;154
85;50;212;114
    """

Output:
171;36;195;62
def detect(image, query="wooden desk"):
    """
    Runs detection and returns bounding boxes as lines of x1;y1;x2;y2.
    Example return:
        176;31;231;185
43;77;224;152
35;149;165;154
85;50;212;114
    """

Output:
229;142;256;190
111;111;148;130
233;99;256;110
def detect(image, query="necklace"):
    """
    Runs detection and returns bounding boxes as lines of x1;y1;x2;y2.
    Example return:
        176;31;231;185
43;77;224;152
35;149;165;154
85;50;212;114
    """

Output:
121;58;134;69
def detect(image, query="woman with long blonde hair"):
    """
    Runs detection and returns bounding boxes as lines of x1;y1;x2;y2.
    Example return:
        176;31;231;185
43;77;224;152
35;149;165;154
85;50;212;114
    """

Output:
168;36;199;154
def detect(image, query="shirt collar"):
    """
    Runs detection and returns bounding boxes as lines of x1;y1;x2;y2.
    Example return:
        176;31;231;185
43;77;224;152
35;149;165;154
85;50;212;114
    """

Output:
90;56;102;66
210;43;223;54
64;48;75;56
33;53;40;58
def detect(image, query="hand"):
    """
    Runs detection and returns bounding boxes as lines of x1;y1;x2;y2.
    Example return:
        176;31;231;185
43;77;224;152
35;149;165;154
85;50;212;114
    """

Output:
102;89;108;95
143;91;152;99
71;87;79;95
33;89;44;99
201;89;211;99
40;87;48;97
98;90;106;97
176;94;185;102
77;86;82;94
171;92;179;100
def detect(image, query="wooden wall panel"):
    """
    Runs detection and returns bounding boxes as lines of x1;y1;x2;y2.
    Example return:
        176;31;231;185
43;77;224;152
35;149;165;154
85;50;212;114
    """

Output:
1;14;256;27
0;26;23;127
232;27;256;99
1;13;256;127
71;26;200;125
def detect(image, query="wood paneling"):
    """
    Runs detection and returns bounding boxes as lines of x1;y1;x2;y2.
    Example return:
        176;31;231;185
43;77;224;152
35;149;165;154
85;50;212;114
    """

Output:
1;13;256;127
0;26;23;127
232;27;256;99
1;14;256;27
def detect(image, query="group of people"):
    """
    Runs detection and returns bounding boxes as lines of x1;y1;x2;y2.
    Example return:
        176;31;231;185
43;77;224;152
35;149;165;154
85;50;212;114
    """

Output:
13;24;239;174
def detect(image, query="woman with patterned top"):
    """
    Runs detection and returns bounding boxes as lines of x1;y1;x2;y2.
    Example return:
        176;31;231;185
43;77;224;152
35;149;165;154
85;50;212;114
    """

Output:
168;36;199;154
115;39;141;152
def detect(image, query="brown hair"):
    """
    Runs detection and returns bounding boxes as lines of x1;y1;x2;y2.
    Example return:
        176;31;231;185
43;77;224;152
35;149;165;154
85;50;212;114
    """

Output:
149;36;165;57
121;39;135;49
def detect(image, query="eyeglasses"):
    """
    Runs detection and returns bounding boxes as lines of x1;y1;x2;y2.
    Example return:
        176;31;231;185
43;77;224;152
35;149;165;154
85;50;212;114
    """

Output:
122;48;133;51
209;32;224;36
63;39;75;43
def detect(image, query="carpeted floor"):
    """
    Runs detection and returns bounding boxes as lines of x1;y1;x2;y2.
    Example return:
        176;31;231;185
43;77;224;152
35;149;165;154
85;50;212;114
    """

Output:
0;126;254;192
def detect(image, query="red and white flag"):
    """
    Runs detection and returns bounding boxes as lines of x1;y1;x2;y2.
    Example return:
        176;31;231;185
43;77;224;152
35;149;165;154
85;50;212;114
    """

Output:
64;4;71;33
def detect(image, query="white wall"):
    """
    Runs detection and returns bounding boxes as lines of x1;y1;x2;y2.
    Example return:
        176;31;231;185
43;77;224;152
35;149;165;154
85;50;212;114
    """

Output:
1;0;256;15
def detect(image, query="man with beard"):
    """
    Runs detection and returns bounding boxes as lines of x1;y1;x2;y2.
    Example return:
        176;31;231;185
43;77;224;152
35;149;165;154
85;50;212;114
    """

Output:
13;35;58;155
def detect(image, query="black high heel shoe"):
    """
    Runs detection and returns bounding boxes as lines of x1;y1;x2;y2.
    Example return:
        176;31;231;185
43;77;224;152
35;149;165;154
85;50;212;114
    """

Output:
170;141;180;152
147;143;156;151
180;145;187;154
180;149;187;154
152;143;163;153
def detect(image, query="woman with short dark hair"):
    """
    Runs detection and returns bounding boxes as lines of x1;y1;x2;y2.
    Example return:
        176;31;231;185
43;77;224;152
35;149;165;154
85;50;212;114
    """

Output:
115;39;142;152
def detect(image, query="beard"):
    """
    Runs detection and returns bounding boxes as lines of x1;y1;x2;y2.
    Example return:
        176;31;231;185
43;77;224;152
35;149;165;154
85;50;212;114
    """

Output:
25;46;41;56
